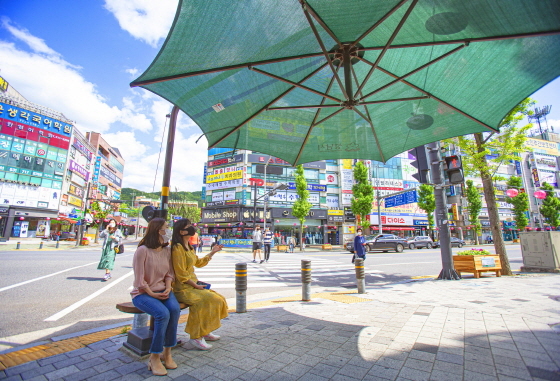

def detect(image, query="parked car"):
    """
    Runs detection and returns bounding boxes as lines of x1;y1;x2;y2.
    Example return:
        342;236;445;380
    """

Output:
406;236;434;249
59;231;76;240
345;234;408;253
433;237;465;248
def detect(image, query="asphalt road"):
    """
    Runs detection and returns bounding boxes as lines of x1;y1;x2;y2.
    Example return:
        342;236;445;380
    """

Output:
0;243;523;351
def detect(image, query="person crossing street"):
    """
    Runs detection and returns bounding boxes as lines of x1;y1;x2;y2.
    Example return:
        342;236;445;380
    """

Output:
263;227;273;262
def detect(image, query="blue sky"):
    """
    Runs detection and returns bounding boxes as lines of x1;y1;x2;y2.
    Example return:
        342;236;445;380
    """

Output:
0;0;559;192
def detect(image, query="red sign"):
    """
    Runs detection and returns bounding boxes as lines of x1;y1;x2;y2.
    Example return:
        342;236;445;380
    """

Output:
1;118;70;149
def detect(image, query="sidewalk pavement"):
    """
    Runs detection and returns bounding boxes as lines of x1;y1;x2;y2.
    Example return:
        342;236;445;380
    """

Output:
1;272;559;381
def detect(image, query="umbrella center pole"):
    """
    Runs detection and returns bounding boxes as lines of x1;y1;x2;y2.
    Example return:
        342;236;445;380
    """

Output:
343;45;353;104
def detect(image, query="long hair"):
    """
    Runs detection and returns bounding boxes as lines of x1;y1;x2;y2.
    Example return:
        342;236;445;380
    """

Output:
138;218;167;249
107;218;118;233
171;218;192;251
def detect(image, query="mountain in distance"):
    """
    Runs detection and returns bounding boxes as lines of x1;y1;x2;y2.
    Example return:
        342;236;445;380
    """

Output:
121;187;203;207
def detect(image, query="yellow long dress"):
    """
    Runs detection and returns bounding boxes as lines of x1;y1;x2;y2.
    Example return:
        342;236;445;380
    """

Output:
171;244;228;338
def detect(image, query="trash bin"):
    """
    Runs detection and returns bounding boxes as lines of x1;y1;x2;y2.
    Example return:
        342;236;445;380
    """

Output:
519;231;560;273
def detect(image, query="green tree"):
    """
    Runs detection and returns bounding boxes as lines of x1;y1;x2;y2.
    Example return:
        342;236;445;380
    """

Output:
291;165;312;251
417;184;435;237
351;161;374;228
539;182;560;228
443;98;534;275
87;201;109;243
506;176;529;232
465;180;483;245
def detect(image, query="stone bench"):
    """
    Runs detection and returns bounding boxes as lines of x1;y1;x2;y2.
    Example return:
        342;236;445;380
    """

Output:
116;301;190;356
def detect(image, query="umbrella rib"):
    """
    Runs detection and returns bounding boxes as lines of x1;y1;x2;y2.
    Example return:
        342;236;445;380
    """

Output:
293;63;341;165
351;0;411;48
350;64;385;162
249;66;342;103
267;104;342;110
301;2;349;101
376;65;498;132
209;63;329;148
354;0;418;97
300;0;342;47
360;96;429;105
358;44;466;101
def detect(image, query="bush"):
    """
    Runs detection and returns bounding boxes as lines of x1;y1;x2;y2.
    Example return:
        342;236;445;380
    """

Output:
456;248;493;256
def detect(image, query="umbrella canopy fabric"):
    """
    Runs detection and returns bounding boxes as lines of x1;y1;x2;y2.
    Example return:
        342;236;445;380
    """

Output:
132;0;560;165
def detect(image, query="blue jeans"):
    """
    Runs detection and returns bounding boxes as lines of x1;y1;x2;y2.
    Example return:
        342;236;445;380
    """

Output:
132;292;181;353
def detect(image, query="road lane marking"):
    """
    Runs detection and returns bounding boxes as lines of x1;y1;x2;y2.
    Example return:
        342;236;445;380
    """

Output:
44;271;134;322
0;262;99;293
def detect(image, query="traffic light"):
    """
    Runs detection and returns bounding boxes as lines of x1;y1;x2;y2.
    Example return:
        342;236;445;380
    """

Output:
444;155;464;184
409;145;430;184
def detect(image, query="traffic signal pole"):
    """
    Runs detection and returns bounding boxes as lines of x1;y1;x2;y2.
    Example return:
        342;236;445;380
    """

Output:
427;141;460;280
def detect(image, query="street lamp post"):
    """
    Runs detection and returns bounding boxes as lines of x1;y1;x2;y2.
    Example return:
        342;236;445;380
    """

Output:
263;158;272;231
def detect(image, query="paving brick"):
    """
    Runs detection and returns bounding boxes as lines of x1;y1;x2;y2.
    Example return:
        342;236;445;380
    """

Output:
25;376;48;381
61;367;99;381
366;365;400;381
51;356;82;370
429;369;463;381
397;366;430;381
2;375;23;381
83;370;122;381
4;361;39;376
79;349;108;361
44;365;79;380
19;364;55;380
309;363;339;378
464;370;499;381
114;361;146;375
336;363;370;379
65;348;93;359
38;355;69;367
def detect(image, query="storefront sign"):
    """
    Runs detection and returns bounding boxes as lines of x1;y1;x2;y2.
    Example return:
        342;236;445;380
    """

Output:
0;101;73;137
246;154;326;169
36;220;50;237
212;192;224;202
206;170;243;183
206;178;243;190
341;193;353;205
526;138;560;155
328;215;344;222
374;179;404;190
99;166;122;187
68;195;83;208
68;160;90;181
326;173;338;185
341;169;353;191
270;208;327;219
72;138;93;160
535;154;558;170
71;173;86;187
206;200;224;207
413;220;429;225
326;195;339;208
68;184;84;198
328;209;344;215
208;165;242;175
344;207;356;221
531;168;541;187
207;154;244;168
370;214;420;226
201;207;240;222
224;190;236;200
287;182;326;192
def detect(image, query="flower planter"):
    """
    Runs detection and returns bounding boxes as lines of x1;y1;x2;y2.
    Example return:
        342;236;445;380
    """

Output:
453;255;502;278
277;245;288;252
322;244;332;250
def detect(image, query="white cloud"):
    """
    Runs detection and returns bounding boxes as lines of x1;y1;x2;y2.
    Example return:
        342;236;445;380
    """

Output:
125;68;139;77
104;0;178;47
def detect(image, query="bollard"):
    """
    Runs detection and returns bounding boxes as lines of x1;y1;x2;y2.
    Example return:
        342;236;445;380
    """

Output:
301;259;311;301
355;258;366;294
39;242;43;249
16;242;20;250
133;313;149;329
56;241;60;249
235;263;247;313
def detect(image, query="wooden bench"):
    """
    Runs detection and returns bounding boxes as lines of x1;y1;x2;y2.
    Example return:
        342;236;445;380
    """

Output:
116;301;190;356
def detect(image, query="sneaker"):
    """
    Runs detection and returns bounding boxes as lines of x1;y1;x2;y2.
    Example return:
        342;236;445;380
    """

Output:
103;273;111;281
203;333;221;341
189;338;212;350
251;260;256;263
260;260;264;264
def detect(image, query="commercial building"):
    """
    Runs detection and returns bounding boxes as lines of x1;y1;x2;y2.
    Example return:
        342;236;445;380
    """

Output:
0;78;73;239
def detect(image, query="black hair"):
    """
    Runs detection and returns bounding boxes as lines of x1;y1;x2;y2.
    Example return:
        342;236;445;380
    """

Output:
171;218;193;251
138;218;168;249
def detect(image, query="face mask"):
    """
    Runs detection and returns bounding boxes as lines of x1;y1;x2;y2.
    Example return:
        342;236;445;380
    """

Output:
109;222;115;228
186;226;197;236
357;231;362;235
161;228;172;243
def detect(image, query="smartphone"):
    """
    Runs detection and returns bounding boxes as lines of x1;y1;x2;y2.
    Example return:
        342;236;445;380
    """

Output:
196;281;211;290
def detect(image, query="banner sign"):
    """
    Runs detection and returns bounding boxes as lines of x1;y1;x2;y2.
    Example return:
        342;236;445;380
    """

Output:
287;182;326;192
99;166;122;187
68;160;90;181
384;190;418;208
206;169;243;183
207;154;244;168
270;208;327;219
0;101;73;137
201;207;240;222
247;154;326;169
72;138;93;161
206;178;243;190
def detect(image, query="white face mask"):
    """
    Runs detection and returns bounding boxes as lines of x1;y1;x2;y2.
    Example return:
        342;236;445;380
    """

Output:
357;231;362;235
161;228;172;243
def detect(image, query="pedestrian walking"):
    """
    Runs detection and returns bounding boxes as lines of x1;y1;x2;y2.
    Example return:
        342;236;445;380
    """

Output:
197;235;203;253
171;219;228;351
189;231;199;252
287;236;295;253
97;219;123;281
131;218;180;376
263;227;273;262
252;226;263;263
352;227;366;263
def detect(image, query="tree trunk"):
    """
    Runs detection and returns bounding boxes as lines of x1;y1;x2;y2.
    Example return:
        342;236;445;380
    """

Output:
474;133;512;275
299;223;303;251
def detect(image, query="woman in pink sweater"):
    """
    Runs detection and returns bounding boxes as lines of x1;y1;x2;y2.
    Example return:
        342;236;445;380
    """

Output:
131;218;180;377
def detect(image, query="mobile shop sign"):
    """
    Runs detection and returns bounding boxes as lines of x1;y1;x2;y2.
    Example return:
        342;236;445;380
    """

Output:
99;166;122;187
68;160;90;181
0;102;72;137
207;154;244;168
201;207;240;222
287;182;326;192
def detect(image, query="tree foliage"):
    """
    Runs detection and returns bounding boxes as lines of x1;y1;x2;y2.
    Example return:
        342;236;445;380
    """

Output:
292;165;312;250
417;184;435;232
87;201;109;228
539;182;560;228
443;98;534;181
351;161;374;227
465;180;482;244
506;176;529;231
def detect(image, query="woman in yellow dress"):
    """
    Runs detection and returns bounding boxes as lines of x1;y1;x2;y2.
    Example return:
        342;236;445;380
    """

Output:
171;219;228;350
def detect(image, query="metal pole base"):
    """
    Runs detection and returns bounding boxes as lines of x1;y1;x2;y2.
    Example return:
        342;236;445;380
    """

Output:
357;279;366;294
236;291;246;313
437;269;461;280
302;283;311;301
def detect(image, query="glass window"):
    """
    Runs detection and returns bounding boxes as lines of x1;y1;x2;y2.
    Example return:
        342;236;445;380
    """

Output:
5;171;17;181
18;174;30;183
41;178;53;188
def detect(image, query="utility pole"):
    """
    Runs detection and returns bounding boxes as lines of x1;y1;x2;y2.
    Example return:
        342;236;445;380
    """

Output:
374;164;383;234
427;141;460;280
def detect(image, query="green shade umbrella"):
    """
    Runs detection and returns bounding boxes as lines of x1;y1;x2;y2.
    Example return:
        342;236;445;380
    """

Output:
132;0;560;165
